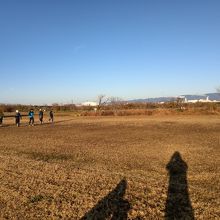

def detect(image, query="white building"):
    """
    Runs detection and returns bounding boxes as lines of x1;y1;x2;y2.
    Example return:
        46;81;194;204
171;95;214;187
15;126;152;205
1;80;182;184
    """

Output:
183;96;218;103
81;101;98;106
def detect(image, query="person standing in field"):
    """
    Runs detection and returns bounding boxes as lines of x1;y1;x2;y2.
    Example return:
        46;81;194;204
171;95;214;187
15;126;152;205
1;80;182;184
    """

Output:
15;110;22;127
0;109;4;127
49;110;54;123
39;109;44;124
28;109;35;126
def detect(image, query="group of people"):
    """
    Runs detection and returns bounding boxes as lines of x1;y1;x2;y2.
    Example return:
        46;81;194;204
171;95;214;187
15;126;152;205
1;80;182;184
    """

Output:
0;109;54;127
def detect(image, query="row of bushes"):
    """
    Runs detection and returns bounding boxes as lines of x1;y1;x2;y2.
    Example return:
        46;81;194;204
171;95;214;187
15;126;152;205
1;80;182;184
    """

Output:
80;107;220;117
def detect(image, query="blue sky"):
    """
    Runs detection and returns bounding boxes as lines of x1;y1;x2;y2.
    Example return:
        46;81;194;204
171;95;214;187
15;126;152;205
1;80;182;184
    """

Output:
0;0;219;104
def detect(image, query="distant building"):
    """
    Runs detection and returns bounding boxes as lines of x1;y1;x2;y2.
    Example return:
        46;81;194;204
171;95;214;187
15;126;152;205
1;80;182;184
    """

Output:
81;101;98;106
198;96;211;103
182;96;218;103
187;99;198;103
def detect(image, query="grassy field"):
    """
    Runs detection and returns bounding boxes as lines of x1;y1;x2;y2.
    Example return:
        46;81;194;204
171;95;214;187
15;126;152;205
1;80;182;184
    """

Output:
0;115;219;219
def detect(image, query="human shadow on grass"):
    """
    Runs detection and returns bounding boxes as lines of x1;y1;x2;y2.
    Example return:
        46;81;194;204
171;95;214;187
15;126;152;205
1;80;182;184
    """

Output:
165;151;194;220
36;118;75;126
81;179;131;220
1;118;75;128
52;118;75;124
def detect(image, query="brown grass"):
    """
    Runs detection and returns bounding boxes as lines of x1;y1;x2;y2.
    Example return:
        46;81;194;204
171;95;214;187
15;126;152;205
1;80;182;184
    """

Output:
80;107;220;117
0;115;220;219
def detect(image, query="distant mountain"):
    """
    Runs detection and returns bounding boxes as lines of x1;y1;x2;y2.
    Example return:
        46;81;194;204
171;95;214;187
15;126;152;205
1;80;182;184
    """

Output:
205;93;220;100
128;93;220;103
183;93;220;101
128;97;175;103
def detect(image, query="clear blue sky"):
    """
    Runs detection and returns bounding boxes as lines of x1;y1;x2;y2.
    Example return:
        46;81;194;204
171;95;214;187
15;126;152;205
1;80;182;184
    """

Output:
0;0;219;104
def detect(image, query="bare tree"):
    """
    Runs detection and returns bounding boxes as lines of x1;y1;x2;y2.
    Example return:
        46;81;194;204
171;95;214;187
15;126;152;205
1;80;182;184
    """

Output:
176;97;186;110
215;87;220;106
97;95;123;110
109;96;123;105
97;94;106;108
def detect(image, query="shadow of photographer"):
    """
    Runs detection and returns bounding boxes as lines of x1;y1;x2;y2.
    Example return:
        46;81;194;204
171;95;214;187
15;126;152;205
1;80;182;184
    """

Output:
81;179;130;220
165;151;194;220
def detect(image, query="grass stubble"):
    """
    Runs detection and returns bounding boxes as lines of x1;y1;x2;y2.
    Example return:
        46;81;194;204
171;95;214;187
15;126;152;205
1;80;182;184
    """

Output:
0;115;219;219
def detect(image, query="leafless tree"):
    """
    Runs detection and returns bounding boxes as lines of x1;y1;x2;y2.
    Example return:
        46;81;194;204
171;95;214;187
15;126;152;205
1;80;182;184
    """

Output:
176;97;186;110
216;87;220;93
97;95;123;110
109;96;123;105
97;94;106;108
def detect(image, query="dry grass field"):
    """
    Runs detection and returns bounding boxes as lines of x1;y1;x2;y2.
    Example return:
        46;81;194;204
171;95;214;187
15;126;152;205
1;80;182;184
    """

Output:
0;115;220;219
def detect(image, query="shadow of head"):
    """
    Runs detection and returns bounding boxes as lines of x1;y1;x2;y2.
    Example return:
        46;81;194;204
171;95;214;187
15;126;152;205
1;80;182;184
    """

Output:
166;151;188;175
81;179;131;220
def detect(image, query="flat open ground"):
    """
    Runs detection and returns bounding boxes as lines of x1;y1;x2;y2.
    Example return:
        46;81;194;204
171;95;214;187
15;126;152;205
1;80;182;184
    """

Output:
0;115;220;219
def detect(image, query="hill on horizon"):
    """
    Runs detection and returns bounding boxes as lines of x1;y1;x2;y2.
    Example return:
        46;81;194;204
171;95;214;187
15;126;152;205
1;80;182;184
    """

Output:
128;93;220;103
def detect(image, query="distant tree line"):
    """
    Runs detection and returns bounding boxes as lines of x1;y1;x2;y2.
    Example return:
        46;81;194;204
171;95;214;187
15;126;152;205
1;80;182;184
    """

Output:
0;100;219;115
